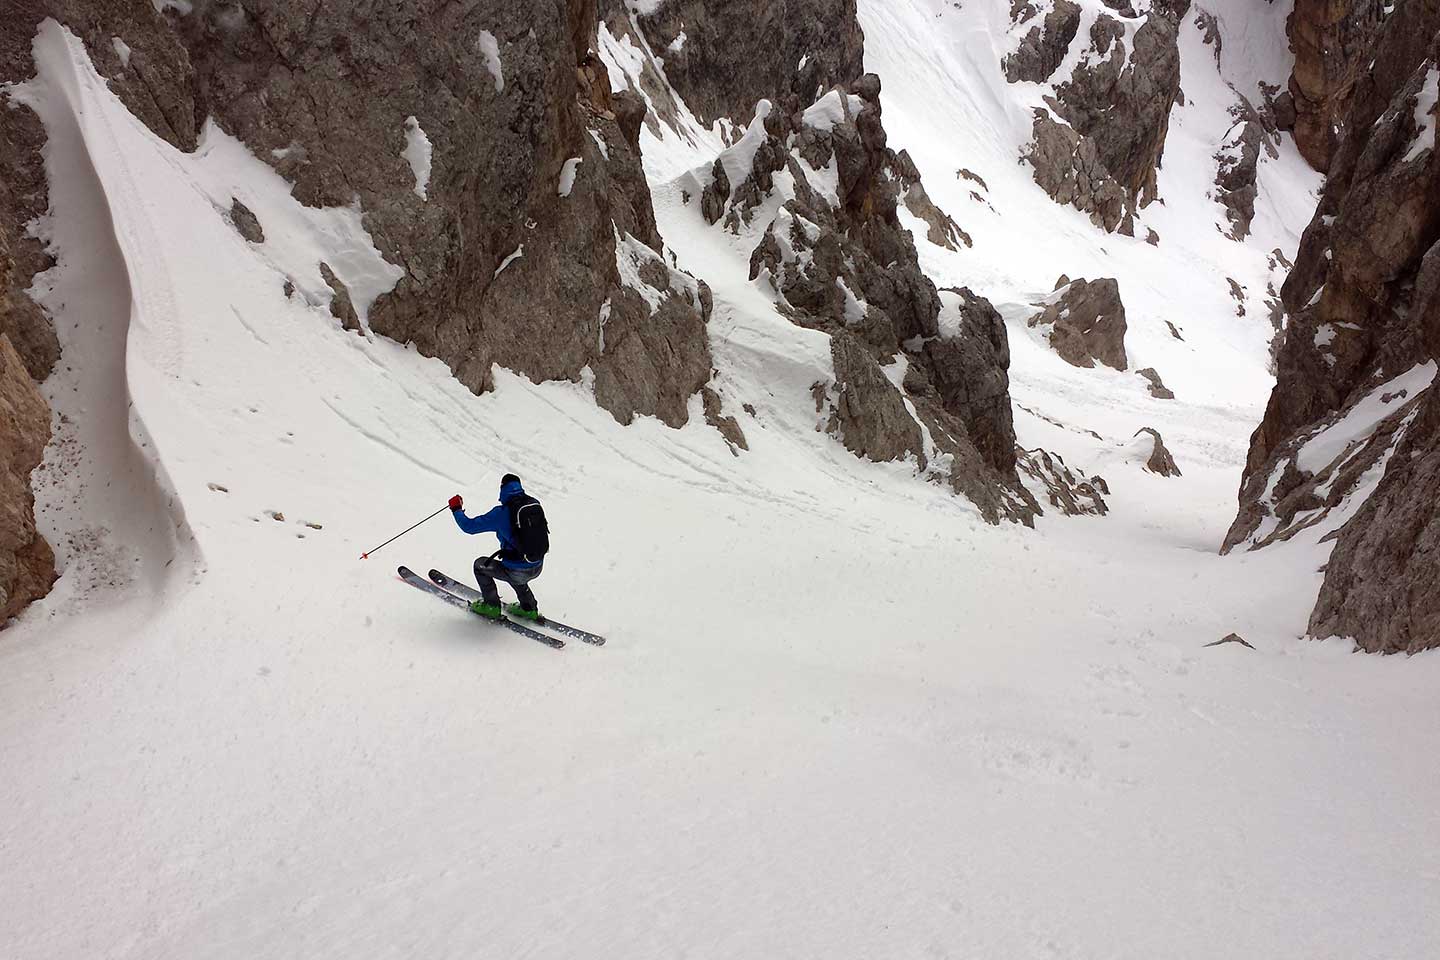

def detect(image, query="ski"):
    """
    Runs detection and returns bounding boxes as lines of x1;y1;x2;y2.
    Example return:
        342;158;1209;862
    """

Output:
428;568;607;646
397;566;564;649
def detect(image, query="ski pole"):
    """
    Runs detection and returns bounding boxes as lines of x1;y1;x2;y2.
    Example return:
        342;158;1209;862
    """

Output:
359;504;449;560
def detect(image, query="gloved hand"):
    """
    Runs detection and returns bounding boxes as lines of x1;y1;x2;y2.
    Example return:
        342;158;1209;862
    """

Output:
448;494;463;511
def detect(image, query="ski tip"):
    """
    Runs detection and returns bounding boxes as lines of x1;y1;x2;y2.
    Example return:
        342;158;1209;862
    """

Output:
360;553;369;560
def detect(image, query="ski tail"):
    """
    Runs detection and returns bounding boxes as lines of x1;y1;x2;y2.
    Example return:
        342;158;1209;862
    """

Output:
429;569;606;646
397;566;563;649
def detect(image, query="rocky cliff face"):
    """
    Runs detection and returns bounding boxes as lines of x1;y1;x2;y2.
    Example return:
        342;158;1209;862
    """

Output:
0;0;728;622
1007;0;1186;233
1228;2;1440;652
1026;276;1129;370
0;319;55;624
633;0;866;127
1287;0;1388;172
670;65;1116;525
5;0;715;429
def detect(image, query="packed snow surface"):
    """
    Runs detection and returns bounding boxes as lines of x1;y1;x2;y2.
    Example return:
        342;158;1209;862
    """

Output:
4;9;1439;960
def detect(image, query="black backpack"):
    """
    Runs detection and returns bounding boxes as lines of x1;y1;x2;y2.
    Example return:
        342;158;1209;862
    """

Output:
508;494;550;563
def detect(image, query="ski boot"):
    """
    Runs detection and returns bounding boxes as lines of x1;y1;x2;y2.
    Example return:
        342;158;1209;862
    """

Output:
468;598;504;620
505;603;544;624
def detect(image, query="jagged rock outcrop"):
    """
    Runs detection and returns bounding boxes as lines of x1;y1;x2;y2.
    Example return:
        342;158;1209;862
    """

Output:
1214;111;1280;241
1136;367;1174;399
1229;4;1440;652
0;10;60;383
688;76;1045;523
319;262;360;334
0;165;56;625
0;0;734;620
918;288;1017;473
1025;113;1128;232
1132;427;1181;476
818;333;925;465
1004;0;1081;84
4;1;723;428
1287;0;1390;171
3;0;716;430
1015;448;1109;516
1027;277;1129;370
0;332;55;625
229;197;264;244
1007;1;1186;232
892;149;970;250
632;0;866;127
1309;385;1440;653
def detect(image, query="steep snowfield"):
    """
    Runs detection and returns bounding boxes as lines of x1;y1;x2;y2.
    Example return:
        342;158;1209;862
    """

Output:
3;10;1438;960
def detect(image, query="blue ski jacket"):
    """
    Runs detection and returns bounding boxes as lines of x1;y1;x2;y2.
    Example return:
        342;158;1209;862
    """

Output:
451;478;539;569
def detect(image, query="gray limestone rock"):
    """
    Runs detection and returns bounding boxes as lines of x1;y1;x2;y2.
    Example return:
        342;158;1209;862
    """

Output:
1136;367;1174;399
820;333;926;466
229;197;264;244
1004;0;1081;83
1133;427;1181;476
0;333;55;625
1010;4;1185;232
1028;277;1129;371
633;0;865;126
319;262;360;334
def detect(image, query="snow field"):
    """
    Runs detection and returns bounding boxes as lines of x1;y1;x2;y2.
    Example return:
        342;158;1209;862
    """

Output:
1;7;1438;960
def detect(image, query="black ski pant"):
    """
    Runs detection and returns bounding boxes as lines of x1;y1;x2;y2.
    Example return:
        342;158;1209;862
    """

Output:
474;556;543;611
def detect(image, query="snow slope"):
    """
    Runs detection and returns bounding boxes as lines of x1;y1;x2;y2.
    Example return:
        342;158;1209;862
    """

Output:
2;11;1438;960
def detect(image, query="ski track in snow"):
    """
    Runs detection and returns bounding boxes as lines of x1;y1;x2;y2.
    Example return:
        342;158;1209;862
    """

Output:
2;9;1439;960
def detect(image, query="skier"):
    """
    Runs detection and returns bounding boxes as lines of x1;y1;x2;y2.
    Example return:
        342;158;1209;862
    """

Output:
447;473;550;622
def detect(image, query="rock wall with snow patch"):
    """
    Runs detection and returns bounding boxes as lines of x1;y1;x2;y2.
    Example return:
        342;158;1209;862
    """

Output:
0;0;729;621
674;76;1048;523
1005;0;1187;233
4;0;718;430
630;0;866;128
1228;4;1440;653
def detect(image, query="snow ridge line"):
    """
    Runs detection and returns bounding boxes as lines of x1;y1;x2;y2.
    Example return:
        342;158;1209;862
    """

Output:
14;20;200;591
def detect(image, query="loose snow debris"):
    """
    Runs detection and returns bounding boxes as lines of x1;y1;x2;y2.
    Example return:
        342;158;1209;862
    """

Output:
402;116;432;200
110;37;131;68
478;30;504;92
558;157;582;197
494;245;523;278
